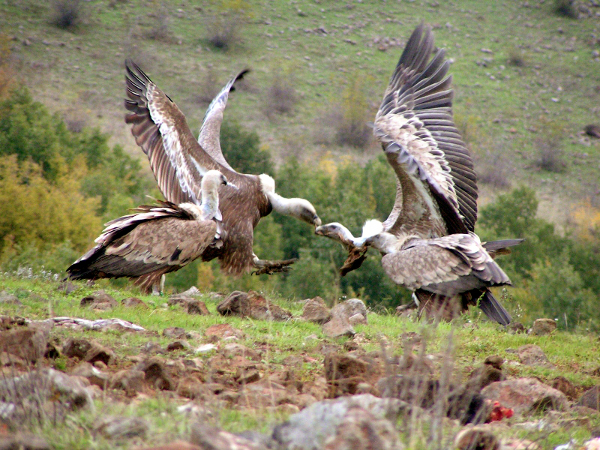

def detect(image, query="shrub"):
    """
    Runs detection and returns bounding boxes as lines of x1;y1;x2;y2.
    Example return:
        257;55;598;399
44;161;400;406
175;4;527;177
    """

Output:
332;74;373;149
51;0;83;29
264;74;298;117
205;0;253;50
555;0;579;18
532;137;566;173
507;48;527;68
220;121;274;175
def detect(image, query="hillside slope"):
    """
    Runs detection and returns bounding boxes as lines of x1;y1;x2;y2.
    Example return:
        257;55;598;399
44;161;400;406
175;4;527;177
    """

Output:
1;0;599;221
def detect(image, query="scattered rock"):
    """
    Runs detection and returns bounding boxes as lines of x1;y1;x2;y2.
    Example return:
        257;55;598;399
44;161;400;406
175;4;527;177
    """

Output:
62;338;115;366
529;318;556;336
0;368;94;412
169;294;210;315
57;281;78;294
72;362;110;389
163;327;189;339
238;380;293;409
481;378;568;415
338;299;368;323
348;313;367;326
177;376;211;400
167;340;191;352
585;124;600;139
110;369;145;395
302;297;331;324
121;297;149;309
272;394;407;450
195;344;217;354
135;357;176;390
578;385;600;411
190;422;266;450
80;290;118;309
141;341;166;355
467;356;506;391
136;441;202;450
501;439;540;450
507;322;526;334
222;343;260;361
550;376;578;400
454;426;499;450
0;433;50;450
96;416;149;440
517;344;554;368
186;300;210;315
47;317;146;332
582;438;600;450
324;353;383;397
0;291;21;305
204;323;244;341
323;405;402;450
217;291;292;321
322;305;355;338
0;327;48;363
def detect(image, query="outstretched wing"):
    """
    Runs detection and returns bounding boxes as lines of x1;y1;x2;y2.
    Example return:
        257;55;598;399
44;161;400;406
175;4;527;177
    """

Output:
199;69;249;170
125;60;236;204
376;24;478;237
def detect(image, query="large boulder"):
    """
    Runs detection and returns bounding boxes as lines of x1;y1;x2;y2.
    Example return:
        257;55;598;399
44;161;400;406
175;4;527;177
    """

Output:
272;394;407;450
217;291;292;321
481;378;568;415
0;327;48;363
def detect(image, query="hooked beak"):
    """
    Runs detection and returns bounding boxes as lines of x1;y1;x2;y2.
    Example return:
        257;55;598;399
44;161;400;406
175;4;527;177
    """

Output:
314;216;322;227
315;225;325;236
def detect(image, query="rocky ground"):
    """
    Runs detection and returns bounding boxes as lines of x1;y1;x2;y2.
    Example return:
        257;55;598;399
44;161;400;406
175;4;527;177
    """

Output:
0;286;599;449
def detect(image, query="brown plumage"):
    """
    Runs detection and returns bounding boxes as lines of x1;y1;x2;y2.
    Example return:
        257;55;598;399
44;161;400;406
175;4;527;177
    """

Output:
67;171;229;293
124;61;320;276
316;24;521;325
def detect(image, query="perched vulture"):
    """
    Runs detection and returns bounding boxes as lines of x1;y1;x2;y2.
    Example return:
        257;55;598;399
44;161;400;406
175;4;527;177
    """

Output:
123;60;321;277
67;170;231;293
315;24;522;325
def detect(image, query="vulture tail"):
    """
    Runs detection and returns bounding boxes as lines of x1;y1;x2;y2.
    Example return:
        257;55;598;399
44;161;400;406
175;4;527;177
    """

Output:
476;289;512;326
483;238;525;259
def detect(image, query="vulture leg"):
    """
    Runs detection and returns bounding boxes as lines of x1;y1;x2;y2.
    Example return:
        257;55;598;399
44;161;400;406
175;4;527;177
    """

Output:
251;256;298;275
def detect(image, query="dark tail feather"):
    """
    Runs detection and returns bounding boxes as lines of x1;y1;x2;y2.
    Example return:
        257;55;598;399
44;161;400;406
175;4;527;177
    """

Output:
476;289;511;326
483;238;525;259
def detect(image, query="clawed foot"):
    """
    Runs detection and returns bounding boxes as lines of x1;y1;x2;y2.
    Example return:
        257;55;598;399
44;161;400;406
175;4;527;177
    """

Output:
252;258;298;276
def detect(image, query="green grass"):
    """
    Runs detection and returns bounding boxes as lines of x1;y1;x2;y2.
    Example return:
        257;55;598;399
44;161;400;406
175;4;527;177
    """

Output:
1;273;600;448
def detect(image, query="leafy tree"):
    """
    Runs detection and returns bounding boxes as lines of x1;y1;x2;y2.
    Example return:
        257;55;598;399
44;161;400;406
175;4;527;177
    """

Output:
0;155;101;255
220;121;274;175
477;186;567;280
0;87;151;216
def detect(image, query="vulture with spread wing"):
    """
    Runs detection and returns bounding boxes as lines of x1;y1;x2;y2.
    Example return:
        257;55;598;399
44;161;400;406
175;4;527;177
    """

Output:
67;170;231;293
316;24;520;325
122;61;321;277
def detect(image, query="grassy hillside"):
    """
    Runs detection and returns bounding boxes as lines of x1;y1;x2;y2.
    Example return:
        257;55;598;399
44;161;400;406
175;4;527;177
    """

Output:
1;0;599;224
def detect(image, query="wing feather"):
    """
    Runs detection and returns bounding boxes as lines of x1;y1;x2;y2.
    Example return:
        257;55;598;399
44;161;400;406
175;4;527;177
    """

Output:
198;69;249;170
375;24;478;236
125;60;233;204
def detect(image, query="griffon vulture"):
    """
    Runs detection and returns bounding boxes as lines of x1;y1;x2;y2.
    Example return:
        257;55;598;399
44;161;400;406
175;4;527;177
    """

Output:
67;170;231;293
315;24;521;325
123;61;321;277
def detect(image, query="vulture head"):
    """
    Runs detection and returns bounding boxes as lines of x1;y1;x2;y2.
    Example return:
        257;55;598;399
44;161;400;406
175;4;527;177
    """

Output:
363;231;401;255
259;174;321;227
315;222;356;247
